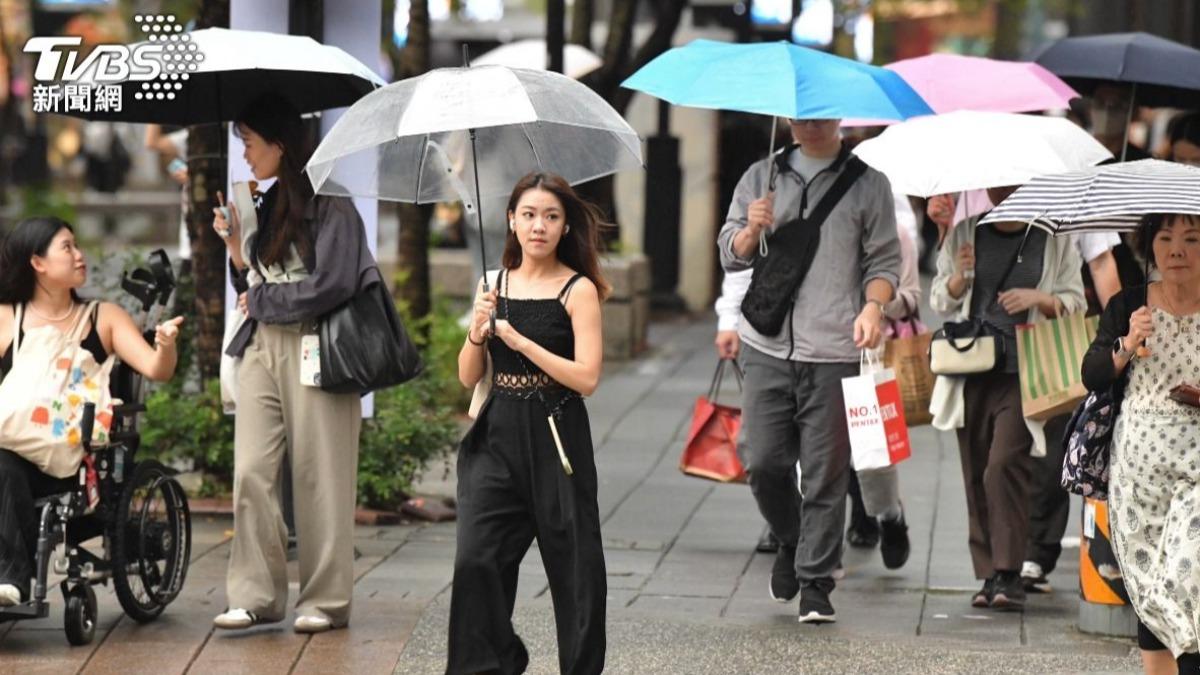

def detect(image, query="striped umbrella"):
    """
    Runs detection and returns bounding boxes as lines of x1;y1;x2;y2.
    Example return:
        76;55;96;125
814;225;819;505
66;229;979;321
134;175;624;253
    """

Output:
980;159;1200;234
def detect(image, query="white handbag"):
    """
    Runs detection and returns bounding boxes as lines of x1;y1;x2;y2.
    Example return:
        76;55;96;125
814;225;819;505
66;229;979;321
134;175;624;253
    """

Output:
928;320;1001;375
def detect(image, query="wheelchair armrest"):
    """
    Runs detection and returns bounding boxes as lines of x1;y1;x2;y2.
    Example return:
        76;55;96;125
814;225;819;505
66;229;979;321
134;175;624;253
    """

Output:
113;403;146;417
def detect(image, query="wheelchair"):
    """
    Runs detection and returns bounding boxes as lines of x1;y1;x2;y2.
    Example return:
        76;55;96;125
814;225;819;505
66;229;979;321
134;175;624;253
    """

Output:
0;250;192;645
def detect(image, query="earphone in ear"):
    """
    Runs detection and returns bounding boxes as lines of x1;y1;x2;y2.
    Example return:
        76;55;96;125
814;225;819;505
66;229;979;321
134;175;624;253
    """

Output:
508;219;515;231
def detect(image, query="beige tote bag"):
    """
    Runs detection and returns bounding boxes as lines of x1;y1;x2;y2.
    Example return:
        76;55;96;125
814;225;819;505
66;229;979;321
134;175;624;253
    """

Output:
0;302;118;478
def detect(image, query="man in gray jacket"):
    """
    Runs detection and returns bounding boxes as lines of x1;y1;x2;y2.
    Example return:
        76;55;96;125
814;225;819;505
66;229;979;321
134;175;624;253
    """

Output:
718;118;900;623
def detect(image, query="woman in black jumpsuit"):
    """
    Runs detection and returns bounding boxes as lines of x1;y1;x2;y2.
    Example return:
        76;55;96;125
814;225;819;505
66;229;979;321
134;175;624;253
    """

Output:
450;172;609;675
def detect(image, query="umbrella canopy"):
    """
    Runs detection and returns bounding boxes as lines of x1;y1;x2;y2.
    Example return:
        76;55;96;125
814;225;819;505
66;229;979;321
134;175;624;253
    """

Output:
620;39;932;121
473;40;602;80
1033;32;1200;108
842;54;1078;127
851;111;1112;198
979;159;1200;234
306;64;643;206
63;27;385;123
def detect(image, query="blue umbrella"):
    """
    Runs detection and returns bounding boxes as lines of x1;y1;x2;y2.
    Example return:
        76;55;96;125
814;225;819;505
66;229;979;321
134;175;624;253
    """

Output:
621;39;933;121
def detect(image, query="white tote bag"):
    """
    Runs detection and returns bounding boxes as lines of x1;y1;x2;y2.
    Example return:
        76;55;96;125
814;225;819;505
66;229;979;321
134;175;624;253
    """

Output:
840;350;912;472
0;303;118;478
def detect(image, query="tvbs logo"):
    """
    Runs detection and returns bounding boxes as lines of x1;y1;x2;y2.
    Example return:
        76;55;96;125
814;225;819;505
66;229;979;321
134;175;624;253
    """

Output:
24;36;164;84
23;15;197;114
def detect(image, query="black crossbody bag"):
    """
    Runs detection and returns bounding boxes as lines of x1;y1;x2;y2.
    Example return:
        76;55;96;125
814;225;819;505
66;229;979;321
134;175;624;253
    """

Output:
740;148;868;337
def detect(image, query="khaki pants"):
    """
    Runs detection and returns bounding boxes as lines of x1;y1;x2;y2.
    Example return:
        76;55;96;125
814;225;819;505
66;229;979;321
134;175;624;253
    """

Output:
226;323;361;625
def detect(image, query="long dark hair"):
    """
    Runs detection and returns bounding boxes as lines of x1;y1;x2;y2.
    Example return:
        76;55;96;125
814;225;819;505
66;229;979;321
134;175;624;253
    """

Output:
0;216;83;305
501;172;611;301
234;96;314;268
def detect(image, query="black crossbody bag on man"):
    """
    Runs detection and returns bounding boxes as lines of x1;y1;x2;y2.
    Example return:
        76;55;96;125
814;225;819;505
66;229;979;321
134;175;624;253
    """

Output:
740;146;868;337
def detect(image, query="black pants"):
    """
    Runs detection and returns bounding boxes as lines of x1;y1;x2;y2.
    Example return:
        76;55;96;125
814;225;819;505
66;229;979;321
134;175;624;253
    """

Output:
1025;414;1071;574
447;397;606;675
0;449;75;598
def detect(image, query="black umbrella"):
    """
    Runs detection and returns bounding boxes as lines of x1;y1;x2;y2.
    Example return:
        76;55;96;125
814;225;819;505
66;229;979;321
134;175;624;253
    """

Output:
56;28;385;124
1033;32;1200;109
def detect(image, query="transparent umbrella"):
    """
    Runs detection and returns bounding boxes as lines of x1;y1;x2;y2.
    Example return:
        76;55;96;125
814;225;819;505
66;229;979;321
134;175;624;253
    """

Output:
307;64;641;208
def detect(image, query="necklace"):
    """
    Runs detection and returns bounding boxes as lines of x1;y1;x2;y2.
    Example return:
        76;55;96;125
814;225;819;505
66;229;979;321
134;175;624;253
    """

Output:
1157;285;1200;335
26;301;77;323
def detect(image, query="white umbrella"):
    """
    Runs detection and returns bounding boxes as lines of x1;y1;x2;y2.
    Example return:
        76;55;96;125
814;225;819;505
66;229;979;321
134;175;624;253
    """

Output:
307;64;643;291
65;27;385;123
473;40;603;80
852;111;1112;197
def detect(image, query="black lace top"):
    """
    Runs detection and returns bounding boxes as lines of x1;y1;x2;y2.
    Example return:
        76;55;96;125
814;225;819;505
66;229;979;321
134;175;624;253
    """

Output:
488;269;584;415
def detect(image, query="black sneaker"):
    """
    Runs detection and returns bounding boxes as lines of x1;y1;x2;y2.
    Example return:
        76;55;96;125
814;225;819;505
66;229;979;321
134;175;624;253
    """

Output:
756;529;780;554
990;571;1026;611
879;510;910;570
971;576;996;608
797;585;836;624
846;517;880;548
769;545;799;602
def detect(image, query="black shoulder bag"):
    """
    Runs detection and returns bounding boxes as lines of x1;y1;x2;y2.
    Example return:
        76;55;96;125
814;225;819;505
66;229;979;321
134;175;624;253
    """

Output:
318;269;423;395
740;150;869;337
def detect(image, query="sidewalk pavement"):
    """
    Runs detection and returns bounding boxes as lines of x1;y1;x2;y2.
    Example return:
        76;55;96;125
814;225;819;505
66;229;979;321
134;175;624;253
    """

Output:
0;316;1141;674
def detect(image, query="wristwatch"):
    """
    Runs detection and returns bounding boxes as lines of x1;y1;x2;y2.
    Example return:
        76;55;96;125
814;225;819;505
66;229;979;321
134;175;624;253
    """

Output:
866;299;886;315
1112;336;1135;360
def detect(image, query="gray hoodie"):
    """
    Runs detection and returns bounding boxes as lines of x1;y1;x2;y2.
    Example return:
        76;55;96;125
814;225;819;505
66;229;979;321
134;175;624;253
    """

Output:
717;144;901;363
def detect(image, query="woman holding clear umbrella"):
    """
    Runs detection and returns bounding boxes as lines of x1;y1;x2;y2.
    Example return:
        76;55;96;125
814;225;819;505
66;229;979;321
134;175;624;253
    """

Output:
452;172;608;675
1082;213;1200;674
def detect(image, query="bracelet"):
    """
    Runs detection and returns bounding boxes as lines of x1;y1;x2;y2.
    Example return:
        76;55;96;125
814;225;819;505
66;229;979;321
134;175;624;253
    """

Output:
467;331;486;346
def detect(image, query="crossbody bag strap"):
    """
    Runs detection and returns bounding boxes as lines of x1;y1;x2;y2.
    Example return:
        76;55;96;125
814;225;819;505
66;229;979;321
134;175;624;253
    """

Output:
11;304;22;360
974;222;1031;316
800;155;868;228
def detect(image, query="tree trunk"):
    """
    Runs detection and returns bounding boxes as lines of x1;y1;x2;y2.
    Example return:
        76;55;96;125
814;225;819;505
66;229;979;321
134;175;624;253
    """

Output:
187;0;230;381
393;0;434;320
577;0;686;235
570;0;594;49
992;0;1028;60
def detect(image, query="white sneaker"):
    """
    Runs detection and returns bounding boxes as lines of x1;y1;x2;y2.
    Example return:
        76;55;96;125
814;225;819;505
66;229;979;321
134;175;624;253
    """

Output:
1020;561;1044;580
213;608;267;630
0;584;20;607
293;615;333;634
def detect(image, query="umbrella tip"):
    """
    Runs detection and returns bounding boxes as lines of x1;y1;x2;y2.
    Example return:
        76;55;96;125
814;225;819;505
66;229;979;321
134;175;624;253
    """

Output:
463;44;471;68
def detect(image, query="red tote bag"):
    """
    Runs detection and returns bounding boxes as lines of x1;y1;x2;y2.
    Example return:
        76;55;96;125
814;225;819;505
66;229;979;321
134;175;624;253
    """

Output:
679;359;746;483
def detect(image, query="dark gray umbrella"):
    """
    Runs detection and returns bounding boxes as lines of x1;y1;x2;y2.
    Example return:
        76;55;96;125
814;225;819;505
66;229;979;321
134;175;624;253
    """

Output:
1033;32;1200;109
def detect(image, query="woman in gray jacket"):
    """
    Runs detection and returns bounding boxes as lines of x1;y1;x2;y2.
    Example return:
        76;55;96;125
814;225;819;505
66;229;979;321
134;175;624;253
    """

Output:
211;97;377;634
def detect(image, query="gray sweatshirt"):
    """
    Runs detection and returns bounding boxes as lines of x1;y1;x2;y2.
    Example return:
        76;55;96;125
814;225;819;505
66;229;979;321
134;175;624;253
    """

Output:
717;144;901;363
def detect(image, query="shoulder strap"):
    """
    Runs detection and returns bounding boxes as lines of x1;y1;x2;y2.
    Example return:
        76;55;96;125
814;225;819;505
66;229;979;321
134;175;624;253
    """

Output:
11;304;22;357
802;155;868;228
978;222;1031;312
557;273;585;303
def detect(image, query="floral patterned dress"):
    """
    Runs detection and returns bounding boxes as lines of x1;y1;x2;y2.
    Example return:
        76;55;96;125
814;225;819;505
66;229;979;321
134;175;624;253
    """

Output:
1110;307;1200;656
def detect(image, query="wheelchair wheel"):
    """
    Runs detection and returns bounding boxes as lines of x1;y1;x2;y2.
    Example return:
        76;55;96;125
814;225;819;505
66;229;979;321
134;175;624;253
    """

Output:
111;460;191;623
64;584;97;646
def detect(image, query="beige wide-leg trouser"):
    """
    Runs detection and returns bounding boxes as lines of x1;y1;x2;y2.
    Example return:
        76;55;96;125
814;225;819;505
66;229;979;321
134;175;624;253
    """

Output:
226;322;361;625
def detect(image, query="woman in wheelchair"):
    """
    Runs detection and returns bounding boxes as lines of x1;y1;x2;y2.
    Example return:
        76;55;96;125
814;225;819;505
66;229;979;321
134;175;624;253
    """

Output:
0;216;183;608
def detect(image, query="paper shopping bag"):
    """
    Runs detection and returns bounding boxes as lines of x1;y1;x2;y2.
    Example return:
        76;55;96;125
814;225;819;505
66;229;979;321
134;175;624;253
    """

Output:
883;330;935;427
842;352;912;472
679;359;746;483
1016;313;1099;421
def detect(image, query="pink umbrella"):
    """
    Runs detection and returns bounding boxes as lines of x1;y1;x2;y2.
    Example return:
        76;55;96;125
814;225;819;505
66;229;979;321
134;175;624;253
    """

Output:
842;53;1079;127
